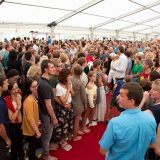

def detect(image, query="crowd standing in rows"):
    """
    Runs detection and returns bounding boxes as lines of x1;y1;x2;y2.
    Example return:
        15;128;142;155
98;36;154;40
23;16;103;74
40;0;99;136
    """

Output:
0;37;160;159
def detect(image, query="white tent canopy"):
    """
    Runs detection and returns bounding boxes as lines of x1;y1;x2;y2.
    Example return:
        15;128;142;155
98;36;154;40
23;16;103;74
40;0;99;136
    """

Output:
1;0;160;40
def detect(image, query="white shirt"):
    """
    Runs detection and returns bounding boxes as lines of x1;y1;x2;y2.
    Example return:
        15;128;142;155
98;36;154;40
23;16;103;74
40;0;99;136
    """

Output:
115;53;128;78
70;48;77;62
110;59;119;74
33;44;39;53
56;84;72;104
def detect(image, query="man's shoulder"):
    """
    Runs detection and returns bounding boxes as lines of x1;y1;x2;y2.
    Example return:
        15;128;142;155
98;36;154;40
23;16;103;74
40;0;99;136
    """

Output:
121;54;128;60
49;75;58;83
0;98;7;111
109;116;122;126
142;111;156;122
110;112;135;125
0;97;5;104
39;78;52;89
39;77;50;84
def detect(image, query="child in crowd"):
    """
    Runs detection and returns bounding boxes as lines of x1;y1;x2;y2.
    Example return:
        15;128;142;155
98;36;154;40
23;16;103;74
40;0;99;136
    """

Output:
81;71;97;132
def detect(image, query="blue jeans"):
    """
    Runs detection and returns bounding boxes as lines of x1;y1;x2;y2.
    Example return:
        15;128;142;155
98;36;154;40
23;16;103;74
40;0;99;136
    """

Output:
40;113;54;156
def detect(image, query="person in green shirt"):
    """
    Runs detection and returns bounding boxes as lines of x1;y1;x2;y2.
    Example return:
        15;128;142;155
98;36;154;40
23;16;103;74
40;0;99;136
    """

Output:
132;56;143;82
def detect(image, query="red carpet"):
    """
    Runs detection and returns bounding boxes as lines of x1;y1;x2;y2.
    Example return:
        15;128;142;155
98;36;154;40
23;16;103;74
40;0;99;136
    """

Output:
50;93;120;160
50;123;106;160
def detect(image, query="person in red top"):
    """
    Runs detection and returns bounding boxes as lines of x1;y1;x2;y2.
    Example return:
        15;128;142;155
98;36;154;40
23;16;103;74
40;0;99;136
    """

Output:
86;46;95;63
5;79;24;160
86;52;94;64
139;60;153;81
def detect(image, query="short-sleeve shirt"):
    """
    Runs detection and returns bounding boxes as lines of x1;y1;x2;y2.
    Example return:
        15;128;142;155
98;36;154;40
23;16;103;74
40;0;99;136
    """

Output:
99;108;156;160
127;58;132;70
49;75;59;89
0;97;9;139
38;77;55;116
56;83;72;104
139;72;150;81
132;63;143;75
22;95;39;136
23;62;32;76
149;104;160;126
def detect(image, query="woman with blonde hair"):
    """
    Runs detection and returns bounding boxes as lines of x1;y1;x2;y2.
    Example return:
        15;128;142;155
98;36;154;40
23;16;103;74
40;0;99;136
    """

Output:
146;79;160;122
145;51;155;61
144;79;160;159
60;52;70;65
39;55;48;67
27;65;41;79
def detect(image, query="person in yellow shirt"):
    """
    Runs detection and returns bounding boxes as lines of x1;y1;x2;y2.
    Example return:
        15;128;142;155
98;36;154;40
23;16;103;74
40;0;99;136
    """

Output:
22;78;41;160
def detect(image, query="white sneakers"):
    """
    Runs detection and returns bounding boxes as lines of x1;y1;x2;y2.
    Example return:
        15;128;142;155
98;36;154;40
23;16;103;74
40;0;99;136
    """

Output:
43;155;58;160
89;121;97;127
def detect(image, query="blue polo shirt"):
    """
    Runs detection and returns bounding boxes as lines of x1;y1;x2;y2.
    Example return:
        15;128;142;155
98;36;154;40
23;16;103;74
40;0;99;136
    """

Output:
0;97;9;138
99;108;156;160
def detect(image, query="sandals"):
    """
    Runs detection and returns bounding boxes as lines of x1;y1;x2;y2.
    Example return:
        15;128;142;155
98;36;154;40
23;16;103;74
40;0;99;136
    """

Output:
81;128;91;133
42;155;58;160
61;142;72;151
78;130;85;135
73;136;82;141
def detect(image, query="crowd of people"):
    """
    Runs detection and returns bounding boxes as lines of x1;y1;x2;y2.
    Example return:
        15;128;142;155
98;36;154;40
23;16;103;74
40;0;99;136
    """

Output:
0;37;160;160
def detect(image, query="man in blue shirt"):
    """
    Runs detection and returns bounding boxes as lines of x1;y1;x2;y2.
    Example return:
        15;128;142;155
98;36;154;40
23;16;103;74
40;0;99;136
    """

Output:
99;82;156;160
47;36;52;44
1;44;10;71
0;74;10;160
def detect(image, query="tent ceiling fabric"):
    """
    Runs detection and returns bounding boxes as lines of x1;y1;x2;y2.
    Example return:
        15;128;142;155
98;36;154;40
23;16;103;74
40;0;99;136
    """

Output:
4;0;93;11
1;0;160;35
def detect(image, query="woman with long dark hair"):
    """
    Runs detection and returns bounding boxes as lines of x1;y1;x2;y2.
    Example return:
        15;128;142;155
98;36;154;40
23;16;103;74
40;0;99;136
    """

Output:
54;68;74;151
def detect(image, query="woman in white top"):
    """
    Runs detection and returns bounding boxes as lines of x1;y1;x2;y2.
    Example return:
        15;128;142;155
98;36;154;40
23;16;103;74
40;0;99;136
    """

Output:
108;53;119;84
55;68;74;151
